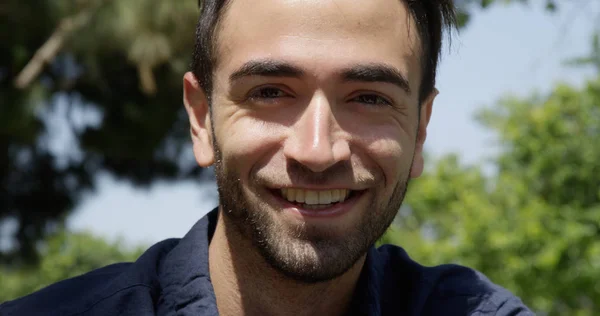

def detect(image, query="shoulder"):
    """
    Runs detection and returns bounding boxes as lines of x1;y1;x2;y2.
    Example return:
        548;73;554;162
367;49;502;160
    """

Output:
418;263;533;315
374;244;534;316
0;239;180;316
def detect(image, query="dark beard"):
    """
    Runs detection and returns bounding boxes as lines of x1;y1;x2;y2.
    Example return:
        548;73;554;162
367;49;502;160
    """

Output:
213;142;412;283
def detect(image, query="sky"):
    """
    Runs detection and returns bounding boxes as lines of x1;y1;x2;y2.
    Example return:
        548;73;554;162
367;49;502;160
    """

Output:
68;1;599;248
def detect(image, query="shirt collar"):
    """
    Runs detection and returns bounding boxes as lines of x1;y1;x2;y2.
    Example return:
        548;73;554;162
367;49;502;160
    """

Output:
157;208;219;315
157;208;381;315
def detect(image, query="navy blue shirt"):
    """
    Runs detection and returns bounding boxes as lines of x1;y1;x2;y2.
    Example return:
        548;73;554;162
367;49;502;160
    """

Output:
0;210;533;315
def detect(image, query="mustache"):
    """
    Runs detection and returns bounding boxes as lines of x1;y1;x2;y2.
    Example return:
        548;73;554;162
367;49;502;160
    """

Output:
254;160;378;188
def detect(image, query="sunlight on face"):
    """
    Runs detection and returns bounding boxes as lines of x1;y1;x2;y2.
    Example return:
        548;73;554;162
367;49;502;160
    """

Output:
208;0;427;282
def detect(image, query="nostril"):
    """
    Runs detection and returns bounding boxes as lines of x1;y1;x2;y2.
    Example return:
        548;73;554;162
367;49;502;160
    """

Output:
283;143;339;174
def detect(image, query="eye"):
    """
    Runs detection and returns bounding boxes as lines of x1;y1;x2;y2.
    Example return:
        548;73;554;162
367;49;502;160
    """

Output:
249;87;289;100
351;94;392;107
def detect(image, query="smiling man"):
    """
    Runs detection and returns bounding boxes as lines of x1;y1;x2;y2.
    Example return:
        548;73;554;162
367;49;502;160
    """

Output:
1;0;533;315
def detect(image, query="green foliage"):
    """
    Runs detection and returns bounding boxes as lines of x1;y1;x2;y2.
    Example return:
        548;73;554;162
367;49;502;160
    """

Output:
2;1;598;313
0;231;144;302
381;79;600;315
0;0;589;267
1;0;201;263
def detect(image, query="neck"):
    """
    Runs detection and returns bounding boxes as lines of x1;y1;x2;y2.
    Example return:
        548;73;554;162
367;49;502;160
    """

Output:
208;210;365;316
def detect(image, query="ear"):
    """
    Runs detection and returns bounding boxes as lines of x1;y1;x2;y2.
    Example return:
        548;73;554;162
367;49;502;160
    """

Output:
183;72;215;167
410;88;437;178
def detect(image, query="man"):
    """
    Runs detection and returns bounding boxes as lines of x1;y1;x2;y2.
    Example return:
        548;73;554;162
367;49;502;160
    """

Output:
1;0;533;315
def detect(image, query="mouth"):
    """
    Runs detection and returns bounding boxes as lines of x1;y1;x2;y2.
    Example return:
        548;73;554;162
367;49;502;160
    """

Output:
279;188;353;208
271;188;364;218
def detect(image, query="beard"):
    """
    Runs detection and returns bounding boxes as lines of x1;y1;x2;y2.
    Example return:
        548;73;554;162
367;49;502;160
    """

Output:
213;142;412;284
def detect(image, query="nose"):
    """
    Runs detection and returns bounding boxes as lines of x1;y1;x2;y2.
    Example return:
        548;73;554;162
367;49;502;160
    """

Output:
283;94;351;172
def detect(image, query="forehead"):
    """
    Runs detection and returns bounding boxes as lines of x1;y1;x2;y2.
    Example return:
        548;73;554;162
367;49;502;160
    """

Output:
215;0;421;88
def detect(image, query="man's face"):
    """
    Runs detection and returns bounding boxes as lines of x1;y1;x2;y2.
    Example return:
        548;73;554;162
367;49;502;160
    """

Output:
188;0;433;282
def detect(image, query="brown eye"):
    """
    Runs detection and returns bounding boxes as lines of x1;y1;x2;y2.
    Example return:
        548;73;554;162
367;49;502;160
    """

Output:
352;94;392;106
250;87;287;99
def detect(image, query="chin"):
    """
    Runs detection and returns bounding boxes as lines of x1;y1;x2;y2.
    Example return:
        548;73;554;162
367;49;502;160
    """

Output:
215;163;404;283
240;196;379;283
256;225;368;283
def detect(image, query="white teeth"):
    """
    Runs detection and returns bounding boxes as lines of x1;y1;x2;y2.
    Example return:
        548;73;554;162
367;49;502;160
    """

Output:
305;191;319;204
331;189;340;201
318;190;332;204
296;189;305;203
280;189;350;205
287;188;296;201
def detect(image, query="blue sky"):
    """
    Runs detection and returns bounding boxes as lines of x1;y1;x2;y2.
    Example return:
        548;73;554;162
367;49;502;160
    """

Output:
68;1;598;247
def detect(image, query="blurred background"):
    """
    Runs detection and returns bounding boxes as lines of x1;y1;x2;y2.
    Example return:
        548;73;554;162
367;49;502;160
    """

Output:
1;0;599;314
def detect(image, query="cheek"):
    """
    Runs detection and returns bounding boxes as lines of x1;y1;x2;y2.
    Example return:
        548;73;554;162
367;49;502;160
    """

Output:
216;114;286;174
359;126;415;189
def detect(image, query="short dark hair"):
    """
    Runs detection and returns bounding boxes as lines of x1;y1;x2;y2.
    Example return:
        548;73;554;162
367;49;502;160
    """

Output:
191;0;457;104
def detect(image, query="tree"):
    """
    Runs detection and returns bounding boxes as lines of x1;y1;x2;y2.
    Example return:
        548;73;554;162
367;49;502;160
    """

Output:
0;0;589;263
380;77;600;315
2;0;598;312
0;231;144;302
1;0;199;264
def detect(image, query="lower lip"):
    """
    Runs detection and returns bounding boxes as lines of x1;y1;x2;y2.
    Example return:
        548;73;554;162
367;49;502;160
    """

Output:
271;190;365;218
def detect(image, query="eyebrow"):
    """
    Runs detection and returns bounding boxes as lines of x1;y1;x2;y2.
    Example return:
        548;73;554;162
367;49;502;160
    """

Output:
229;60;305;83
229;59;411;94
340;64;411;94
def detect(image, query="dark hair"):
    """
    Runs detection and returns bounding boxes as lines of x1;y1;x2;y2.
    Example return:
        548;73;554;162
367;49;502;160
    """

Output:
191;0;457;104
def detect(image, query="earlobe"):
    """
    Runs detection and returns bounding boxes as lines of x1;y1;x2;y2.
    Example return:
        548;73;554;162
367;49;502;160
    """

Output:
183;72;215;167
410;154;424;178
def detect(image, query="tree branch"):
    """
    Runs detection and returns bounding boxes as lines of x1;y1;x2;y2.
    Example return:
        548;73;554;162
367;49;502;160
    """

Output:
14;9;93;89
138;63;157;96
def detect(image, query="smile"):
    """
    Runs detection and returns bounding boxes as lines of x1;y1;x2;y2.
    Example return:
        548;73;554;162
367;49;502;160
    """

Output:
279;188;359;209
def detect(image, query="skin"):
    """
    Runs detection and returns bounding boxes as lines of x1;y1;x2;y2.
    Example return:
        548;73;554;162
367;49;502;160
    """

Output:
183;0;437;315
